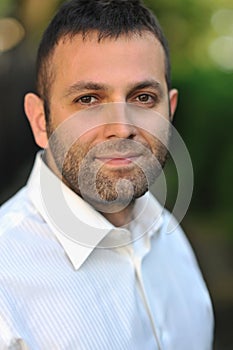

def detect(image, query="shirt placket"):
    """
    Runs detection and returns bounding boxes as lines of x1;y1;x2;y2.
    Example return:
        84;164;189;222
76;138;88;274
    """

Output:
118;237;162;350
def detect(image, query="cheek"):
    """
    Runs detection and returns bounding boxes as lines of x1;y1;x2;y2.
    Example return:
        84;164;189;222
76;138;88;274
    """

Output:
76;124;112;149
140;127;170;151
139;129;156;145
77;130;100;148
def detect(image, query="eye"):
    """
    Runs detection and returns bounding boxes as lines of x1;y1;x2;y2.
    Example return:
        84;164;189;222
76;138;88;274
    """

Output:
74;95;98;105
136;94;155;103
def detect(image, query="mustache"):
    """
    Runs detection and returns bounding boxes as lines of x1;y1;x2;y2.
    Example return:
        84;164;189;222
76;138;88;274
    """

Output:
85;139;151;158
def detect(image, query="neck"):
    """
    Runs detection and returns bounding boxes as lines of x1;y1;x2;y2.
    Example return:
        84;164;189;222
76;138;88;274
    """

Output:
101;202;135;227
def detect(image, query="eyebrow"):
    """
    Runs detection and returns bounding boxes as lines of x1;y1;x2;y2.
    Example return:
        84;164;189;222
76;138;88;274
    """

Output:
64;79;164;98
64;82;108;97
128;80;164;98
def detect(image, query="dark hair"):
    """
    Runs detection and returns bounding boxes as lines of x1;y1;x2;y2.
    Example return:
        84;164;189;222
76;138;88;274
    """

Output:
36;0;171;117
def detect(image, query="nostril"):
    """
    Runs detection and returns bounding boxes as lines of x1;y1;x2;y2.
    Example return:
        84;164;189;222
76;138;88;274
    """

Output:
104;122;137;139
128;133;136;140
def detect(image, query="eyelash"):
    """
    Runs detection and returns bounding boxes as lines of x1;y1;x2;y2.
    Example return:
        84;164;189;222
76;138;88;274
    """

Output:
73;93;159;107
134;93;158;105
73;95;98;105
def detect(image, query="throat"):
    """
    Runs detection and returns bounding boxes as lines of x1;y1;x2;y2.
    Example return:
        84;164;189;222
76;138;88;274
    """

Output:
101;202;135;227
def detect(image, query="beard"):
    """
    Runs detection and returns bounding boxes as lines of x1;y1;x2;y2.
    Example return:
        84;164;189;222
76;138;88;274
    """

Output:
46;124;171;213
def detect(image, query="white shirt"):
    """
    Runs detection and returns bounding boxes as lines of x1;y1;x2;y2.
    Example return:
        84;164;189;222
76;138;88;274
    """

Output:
0;152;214;350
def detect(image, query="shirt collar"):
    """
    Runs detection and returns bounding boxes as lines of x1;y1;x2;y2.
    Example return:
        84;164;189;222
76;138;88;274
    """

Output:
27;152;164;269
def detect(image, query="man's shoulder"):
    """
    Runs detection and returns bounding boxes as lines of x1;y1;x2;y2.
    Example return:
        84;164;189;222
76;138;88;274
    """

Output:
0;187;36;239
0;186;51;278
148;201;198;266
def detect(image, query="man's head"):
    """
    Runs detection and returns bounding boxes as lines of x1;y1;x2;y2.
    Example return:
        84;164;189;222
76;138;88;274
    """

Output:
25;0;178;212
36;0;171;116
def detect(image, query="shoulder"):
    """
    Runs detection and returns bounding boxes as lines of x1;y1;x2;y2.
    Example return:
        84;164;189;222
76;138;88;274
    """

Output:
156;207;212;298
0;186;54;284
0;188;32;235
0;187;44;247
158;208;199;265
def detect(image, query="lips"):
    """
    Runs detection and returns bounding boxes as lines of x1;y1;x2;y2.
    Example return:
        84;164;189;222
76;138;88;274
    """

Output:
95;153;141;166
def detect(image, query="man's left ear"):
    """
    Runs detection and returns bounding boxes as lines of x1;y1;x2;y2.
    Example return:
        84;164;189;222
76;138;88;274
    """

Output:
24;93;48;148
169;89;178;121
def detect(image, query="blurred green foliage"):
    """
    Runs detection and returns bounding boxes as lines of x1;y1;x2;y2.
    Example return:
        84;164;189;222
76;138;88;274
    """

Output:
144;0;233;234
0;0;15;16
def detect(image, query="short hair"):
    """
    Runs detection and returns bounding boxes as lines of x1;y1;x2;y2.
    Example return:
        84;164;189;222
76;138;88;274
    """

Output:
36;0;171;116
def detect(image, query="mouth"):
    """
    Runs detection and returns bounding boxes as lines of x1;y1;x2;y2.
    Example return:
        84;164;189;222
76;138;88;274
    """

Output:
95;153;141;167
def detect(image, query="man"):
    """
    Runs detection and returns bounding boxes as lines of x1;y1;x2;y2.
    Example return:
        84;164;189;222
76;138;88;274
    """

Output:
0;0;214;349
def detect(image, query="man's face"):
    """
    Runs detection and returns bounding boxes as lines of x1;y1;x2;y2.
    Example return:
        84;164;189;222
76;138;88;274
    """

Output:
40;32;177;210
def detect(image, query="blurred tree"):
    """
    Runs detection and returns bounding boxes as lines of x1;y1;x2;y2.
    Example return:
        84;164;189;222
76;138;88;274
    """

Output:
144;0;233;225
0;0;15;16
17;0;58;43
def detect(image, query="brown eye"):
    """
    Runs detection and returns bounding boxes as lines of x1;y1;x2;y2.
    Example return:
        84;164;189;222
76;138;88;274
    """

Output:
74;95;98;105
79;96;97;104
137;94;151;102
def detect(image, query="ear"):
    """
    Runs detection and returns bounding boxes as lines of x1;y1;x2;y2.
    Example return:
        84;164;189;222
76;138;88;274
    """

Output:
169;89;178;122
24;93;48;148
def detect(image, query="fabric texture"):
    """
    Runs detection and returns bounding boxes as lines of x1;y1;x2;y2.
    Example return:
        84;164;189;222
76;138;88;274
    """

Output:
0;152;214;350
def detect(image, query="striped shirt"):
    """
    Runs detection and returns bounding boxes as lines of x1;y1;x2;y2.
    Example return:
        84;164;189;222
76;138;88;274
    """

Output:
0;153;214;349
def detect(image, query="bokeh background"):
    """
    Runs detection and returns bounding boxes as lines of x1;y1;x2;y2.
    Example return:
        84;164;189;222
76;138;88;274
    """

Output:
0;0;232;348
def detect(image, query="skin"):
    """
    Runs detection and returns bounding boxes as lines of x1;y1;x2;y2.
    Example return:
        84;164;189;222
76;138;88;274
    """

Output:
25;31;178;227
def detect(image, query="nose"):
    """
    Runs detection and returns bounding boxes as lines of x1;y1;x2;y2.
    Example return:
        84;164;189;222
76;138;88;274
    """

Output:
102;103;137;139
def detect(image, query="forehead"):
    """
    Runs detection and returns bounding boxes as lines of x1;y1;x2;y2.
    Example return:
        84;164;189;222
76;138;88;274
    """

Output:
50;31;167;93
